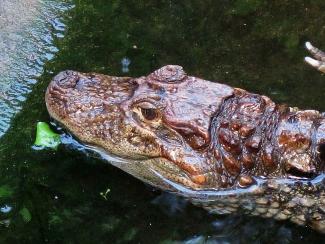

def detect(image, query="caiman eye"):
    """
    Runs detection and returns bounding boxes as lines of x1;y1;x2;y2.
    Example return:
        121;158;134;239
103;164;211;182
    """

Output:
141;107;159;120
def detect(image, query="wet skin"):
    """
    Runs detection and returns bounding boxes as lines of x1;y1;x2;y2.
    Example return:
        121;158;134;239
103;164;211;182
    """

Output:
46;43;325;232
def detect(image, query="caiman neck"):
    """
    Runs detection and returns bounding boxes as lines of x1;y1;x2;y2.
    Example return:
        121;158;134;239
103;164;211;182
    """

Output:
207;88;325;189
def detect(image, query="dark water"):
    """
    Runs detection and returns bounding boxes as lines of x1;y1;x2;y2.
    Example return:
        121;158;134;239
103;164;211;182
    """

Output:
0;0;325;243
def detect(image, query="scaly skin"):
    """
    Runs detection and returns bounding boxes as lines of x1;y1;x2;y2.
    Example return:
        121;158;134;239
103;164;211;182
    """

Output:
46;42;325;232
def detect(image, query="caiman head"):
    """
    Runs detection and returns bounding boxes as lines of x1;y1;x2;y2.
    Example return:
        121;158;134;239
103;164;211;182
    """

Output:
46;60;325;195
46;43;325;233
45;65;235;191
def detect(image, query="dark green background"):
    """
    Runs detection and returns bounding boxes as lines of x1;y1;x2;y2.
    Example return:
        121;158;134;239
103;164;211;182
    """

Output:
0;0;325;243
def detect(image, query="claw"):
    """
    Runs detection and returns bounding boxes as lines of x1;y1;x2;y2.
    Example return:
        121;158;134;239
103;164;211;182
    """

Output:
305;42;325;61
305;57;322;68
305;41;313;50
305;41;325;73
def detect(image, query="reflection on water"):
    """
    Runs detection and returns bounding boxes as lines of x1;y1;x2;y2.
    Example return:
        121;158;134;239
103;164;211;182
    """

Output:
0;0;325;243
0;0;72;137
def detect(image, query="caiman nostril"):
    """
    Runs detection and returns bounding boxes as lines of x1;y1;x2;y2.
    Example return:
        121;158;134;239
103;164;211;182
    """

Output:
54;70;80;89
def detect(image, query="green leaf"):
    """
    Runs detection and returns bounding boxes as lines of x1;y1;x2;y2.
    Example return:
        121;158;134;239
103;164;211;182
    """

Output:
34;122;61;149
0;185;13;198
19;207;32;223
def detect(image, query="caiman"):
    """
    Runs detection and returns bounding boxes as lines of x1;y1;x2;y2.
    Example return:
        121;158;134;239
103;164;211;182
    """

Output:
46;42;325;232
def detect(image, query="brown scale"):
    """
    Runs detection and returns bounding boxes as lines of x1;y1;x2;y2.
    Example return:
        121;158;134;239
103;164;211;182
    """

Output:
211;89;293;186
211;87;325;187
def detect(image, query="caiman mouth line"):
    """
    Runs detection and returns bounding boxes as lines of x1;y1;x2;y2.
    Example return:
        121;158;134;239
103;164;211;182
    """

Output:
151;168;325;199
56;117;325;200
49;119;131;165
56;126;142;165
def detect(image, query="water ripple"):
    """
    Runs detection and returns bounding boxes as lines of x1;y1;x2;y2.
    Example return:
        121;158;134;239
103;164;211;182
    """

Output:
0;0;73;137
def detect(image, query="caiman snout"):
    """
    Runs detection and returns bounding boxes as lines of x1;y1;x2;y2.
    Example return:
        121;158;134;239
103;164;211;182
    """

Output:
52;70;80;89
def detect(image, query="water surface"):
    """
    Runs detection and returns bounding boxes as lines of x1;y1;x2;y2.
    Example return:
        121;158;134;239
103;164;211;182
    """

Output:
0;0;325;243
0;0;72;136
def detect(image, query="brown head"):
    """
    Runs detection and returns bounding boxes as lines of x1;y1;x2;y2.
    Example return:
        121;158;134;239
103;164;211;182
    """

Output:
46;47;325;232
46;65;234;191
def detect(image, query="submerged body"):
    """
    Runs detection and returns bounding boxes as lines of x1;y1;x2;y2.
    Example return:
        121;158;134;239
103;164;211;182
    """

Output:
46;43;325;232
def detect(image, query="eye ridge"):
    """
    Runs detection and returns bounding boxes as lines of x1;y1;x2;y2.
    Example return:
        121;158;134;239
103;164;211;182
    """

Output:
141;107;158;120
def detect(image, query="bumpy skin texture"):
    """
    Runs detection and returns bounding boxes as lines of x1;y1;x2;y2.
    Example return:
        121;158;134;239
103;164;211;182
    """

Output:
46;43;325;232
